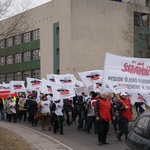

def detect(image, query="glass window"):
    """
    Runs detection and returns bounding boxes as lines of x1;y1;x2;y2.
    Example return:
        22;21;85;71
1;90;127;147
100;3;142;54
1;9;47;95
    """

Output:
139;34;142;40
14;35;21;45
0;57;5;66
23;51;31;62
23;70;31;79
32;49;40;60
32;69;40;78
6;37;13;47
32;29;40;41
15;53;22;63
0;40;5;49
57;48;59;55
57;69;60;74
23;32;31;43
56;27;59;34
6;55;13;64
133;116;150;137
138;51;143;57
14;72;22;80
0;74;5;83
6;73;13;83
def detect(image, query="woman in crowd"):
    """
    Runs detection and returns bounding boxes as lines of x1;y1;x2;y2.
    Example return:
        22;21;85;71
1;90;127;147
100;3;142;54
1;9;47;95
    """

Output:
6;96;17;123
18;93;27;122
38;94;52;130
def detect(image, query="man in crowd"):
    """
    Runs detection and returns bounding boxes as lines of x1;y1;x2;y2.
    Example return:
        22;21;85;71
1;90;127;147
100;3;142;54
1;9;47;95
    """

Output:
116;92;132;142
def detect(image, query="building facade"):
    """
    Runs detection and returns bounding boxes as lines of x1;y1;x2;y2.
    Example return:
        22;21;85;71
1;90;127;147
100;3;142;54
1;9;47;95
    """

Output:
0;0;149;83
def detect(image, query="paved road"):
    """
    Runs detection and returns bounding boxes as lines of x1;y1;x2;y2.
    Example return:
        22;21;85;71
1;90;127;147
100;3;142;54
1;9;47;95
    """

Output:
0;119;133;150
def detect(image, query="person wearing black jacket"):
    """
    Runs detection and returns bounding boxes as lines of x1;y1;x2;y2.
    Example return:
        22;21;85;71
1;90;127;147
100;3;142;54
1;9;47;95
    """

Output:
77;92;87;130
26;96;38;126
63;98;72;126
134;102;145;116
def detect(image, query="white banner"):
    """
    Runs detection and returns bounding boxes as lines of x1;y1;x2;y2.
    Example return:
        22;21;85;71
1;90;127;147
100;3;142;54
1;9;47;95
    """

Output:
47;74;56;83
130;93;150;106
74;80;84;88
40;78;53;94
74;86;85;95
54;74;77;85
102;53;150;94
51;83;75;100
26;78;42;91
10;81;26;93
78;70;103;90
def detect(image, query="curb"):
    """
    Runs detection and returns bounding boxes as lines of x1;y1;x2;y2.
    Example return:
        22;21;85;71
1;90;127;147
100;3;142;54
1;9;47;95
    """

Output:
0;121;73;150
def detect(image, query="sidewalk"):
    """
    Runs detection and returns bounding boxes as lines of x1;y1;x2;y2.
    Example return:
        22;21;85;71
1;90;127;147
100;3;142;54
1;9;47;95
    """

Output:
0;121;73;150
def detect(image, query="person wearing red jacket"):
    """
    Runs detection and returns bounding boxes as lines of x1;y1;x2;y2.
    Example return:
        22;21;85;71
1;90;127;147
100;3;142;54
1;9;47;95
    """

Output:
94;92;114;146
116;92;132;142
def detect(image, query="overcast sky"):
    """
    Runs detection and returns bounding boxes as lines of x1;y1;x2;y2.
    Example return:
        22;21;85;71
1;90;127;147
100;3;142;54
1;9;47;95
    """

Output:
29;0;52;9
1;0;52;19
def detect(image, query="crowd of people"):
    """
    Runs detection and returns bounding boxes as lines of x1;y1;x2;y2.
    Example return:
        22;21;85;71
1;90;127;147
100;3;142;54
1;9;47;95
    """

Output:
0;90;144;146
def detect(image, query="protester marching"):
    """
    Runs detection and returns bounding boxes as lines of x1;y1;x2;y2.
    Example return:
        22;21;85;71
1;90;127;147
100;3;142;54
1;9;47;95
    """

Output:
0;52;150;146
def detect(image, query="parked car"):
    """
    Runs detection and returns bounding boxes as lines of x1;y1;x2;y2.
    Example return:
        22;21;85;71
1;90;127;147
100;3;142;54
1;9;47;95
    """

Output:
126;112;150;150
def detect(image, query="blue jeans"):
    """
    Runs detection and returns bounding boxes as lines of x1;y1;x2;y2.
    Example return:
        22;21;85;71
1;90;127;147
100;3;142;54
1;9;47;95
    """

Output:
0;108;5;120
86;116;97;133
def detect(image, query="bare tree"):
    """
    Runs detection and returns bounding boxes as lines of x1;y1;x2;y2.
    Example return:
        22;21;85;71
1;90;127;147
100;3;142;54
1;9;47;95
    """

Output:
0;0;32;39
122;0;150;58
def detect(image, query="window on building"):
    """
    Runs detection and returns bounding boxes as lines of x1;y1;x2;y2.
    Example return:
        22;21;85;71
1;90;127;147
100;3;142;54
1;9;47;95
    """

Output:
23;51;31;62
15;53;22;63
138;51;143;57
57;48;59;55
14;72;22;80
32;29;40;41
32;69;40;78
0;57;5;66
139;33;142;40
134;12;149;27
145;34;149;41
6;37;13;47
146;0;150;7
56;27;59;34
23;70;31;79
23;32;31;43
6;55;13;64
57;69;60;74
6;73;13;83
14;35;21;45
0;74;5;83
0;40;5;49
32;49;40;60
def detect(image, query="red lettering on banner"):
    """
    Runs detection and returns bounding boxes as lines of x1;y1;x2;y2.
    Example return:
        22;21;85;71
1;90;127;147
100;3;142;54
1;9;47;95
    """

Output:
91;76;99;81
48;89;52;92
14;86;22;90
49;79;55;82
122;63;150;76
60;91;69;95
